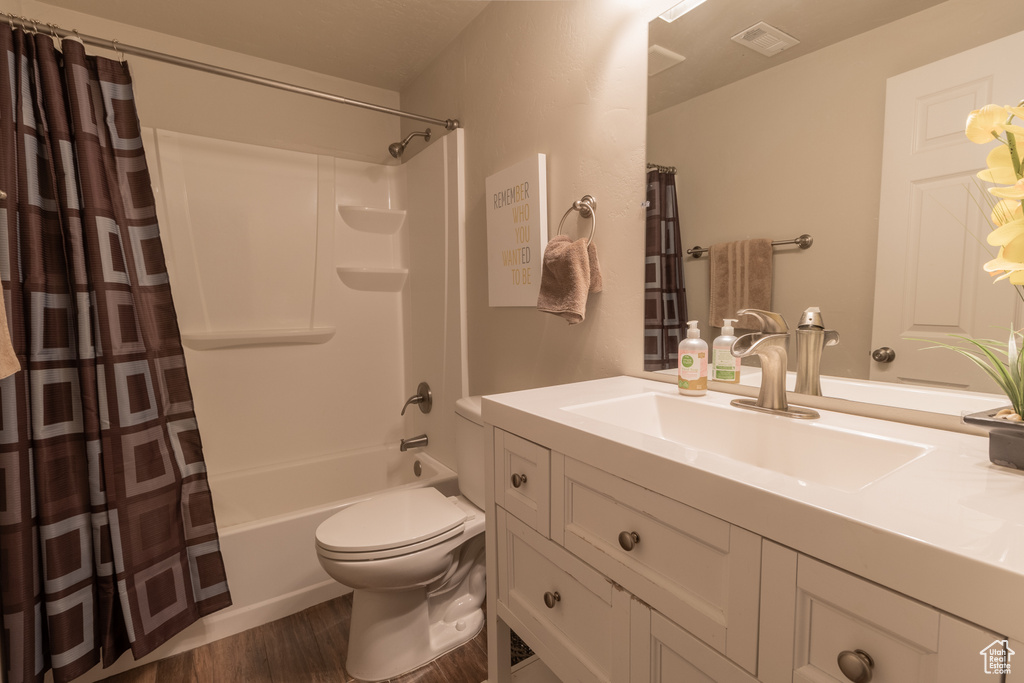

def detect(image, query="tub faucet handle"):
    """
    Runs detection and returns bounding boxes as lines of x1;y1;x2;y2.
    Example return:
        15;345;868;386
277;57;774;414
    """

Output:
401;382;433;415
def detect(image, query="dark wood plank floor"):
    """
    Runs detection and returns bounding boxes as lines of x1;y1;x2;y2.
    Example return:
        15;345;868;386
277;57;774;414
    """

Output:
98;594;488;683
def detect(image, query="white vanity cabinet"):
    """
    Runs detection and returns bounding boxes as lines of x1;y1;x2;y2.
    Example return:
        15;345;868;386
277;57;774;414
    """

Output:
490;428;764;683
495;508;632;682
483;378;1024;683
631;604;759;683
494;429;551;537
759;542;1004;683
553;453;761;673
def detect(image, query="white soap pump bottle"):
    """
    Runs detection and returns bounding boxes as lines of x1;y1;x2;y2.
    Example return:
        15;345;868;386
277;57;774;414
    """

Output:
712;318;740;384
678;320;708;396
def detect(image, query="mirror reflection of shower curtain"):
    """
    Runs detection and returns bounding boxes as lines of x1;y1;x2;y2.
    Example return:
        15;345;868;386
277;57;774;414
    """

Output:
0;29;231;683
644;170;687;371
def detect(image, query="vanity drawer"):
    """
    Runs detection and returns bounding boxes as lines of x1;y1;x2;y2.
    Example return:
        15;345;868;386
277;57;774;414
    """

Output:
552;454;761;672
495;508;630;683
631;602;758;683
494;429;550;537
762;551;1003;683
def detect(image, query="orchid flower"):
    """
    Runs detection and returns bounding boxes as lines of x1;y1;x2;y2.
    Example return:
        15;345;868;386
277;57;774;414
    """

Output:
989;178;1024;200
978;142;1019;184
991;198;1024;227
966;104;1011;143
986;217;1024;247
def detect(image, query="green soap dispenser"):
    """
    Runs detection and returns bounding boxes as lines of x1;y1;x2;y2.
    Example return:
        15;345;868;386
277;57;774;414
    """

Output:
678;320;708;396
712;318;740;383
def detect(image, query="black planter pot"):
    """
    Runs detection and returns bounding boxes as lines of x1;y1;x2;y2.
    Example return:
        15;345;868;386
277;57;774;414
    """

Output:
964;407;1024;469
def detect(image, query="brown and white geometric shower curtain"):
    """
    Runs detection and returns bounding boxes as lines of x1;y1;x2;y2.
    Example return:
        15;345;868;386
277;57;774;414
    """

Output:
0;29;231;683
644;169;687;371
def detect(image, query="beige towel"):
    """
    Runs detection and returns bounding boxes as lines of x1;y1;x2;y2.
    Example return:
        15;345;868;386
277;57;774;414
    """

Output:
537;236;602;324
587;241;603;294
0;289;19;379
709;238;772;329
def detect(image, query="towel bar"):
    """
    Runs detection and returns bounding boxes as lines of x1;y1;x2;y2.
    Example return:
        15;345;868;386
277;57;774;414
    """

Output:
687;233;812;258
556;195;597;247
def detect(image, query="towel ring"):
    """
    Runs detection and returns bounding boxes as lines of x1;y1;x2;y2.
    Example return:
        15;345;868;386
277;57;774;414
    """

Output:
556;195;597;247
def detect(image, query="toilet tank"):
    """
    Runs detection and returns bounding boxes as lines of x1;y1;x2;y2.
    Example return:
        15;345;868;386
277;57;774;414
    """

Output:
454;396;485;509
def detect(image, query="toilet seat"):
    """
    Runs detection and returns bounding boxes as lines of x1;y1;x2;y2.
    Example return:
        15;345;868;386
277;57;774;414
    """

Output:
316;487;468;561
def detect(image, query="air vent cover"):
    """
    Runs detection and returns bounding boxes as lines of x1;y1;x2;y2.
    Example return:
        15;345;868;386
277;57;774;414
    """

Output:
731;21;799;57
648;44;686;76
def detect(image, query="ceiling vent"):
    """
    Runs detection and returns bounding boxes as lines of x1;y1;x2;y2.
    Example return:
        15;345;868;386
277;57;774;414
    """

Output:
648;44;686;76
731;21;799;57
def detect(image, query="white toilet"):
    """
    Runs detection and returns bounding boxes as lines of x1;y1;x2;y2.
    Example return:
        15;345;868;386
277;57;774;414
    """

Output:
315;397;486;682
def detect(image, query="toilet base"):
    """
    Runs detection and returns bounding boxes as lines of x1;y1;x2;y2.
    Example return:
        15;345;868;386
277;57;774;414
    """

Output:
345;538;486;681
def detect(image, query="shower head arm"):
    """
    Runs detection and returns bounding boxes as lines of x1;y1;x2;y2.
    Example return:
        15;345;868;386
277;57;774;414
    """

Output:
389;128;432;158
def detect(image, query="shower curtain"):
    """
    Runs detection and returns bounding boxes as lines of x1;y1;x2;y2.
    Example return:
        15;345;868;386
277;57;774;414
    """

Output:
644;169;687;371
0;29;231;683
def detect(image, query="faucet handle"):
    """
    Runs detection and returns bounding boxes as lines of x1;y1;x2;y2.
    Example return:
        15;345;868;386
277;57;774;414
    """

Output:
401;382;433;416
737;309;789;334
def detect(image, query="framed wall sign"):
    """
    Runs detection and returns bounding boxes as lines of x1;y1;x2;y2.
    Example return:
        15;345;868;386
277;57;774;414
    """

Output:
485;154;547;307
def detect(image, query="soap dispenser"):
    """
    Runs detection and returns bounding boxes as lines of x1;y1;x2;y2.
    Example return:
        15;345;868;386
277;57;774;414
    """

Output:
678;320;708;396
794;307;840;396
712;319;740;383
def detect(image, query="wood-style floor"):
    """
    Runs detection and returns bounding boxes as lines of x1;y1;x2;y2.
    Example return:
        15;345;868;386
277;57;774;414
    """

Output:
98;594;489;683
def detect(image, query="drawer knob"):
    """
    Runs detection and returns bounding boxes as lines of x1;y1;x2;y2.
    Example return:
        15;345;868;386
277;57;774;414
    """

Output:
543;591;561;609
511;473;528;488
618;530;640;551
837;649;874;683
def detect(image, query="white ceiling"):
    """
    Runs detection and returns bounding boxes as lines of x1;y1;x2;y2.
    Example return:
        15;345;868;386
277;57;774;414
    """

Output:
648;0;950;113
38;0;490;92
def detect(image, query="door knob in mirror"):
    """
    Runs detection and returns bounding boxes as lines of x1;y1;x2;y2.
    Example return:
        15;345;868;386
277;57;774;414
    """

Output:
871;347;895;363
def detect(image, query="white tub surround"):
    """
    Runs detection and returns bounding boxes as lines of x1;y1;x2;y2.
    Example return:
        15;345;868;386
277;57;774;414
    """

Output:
482;376;1024;683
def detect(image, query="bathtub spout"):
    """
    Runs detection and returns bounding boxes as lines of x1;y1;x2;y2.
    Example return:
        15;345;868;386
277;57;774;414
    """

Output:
400;434;428;451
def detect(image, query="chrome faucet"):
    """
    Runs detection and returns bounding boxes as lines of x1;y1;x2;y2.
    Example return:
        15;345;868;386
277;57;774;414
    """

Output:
730;308;819;419
400;434;429;451
794;307;839;396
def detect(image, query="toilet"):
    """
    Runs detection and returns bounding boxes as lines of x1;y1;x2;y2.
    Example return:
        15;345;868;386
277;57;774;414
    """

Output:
315;396;486;682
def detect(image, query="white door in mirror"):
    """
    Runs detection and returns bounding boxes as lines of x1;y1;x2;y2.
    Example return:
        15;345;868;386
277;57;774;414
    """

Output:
871;29;1024;392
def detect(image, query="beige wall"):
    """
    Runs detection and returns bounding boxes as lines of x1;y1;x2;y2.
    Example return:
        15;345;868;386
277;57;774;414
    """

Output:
648;0;1024;380
402;0;669;396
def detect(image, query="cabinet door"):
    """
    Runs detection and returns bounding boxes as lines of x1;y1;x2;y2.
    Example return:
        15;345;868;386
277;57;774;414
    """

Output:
553;455;760;672
761;550;1004;683
495;429;551;537
631;601;758;683
496;508;630;683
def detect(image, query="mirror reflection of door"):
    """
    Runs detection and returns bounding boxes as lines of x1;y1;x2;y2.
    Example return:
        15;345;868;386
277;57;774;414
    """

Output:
871;29;1024;392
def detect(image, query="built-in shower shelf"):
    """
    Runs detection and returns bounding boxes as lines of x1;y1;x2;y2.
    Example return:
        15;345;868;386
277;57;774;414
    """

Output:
336;267;408;291
337;205;406;234
181;327;336;350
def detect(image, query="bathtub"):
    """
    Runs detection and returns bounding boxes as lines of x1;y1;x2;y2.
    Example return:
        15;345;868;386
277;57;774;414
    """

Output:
76;446;458;682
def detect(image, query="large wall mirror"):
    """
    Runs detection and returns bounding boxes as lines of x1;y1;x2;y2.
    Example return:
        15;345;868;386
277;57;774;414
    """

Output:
647;0;1024;406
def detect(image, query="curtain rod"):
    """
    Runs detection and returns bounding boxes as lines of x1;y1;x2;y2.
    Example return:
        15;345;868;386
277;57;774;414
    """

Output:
1;13;461;131
647;163;676;174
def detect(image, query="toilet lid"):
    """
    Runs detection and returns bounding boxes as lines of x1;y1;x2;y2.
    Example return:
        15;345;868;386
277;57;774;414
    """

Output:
315;487;467;554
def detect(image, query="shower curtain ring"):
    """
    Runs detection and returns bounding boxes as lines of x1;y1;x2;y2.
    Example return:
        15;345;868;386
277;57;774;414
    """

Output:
111;38;125;63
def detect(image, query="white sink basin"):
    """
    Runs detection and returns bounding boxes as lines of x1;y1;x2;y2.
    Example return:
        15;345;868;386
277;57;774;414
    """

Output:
564;392;931;492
